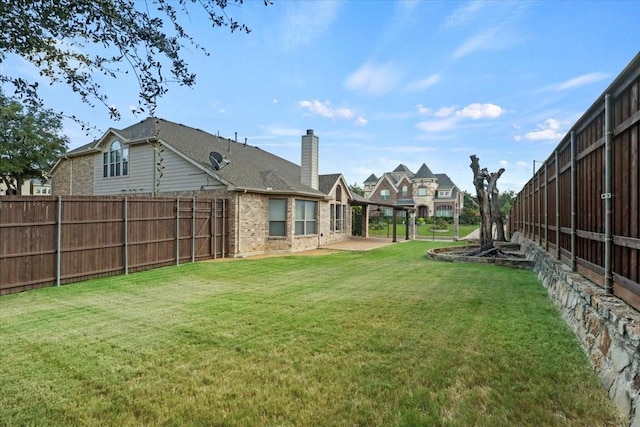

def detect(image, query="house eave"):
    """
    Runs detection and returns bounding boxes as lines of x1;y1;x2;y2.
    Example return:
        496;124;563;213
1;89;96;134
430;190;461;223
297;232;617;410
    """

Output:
234;187;330;200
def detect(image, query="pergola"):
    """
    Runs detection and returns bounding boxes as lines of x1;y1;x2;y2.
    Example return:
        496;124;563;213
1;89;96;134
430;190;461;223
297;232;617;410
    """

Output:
349;195;415;242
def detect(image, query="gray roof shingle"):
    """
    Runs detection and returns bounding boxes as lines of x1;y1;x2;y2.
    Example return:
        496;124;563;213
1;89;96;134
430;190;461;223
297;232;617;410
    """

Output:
414;163;436;179
67;118;329;197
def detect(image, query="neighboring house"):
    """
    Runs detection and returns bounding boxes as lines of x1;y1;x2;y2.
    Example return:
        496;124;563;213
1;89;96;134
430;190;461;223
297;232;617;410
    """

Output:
50;117;353;257
0;178;51;195
363;163;464;219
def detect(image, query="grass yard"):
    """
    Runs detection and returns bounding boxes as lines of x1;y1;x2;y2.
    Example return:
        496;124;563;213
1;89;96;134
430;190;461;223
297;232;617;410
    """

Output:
369;223;479;239
0;241;622;426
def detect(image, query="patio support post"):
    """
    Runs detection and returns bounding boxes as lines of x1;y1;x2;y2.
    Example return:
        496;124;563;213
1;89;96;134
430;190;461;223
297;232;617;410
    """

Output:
392;209;397;243
405;209;410;240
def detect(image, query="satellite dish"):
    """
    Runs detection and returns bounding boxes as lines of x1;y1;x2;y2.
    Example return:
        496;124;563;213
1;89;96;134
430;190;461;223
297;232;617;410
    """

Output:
209;151;230;171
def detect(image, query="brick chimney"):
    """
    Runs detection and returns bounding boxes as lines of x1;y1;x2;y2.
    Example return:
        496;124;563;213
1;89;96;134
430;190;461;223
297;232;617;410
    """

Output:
301;129;319;190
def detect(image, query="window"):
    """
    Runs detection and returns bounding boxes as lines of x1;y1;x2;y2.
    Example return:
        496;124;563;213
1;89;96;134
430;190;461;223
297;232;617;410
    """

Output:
418;187;427;196
269;199;287;236
402;185;408;197
380;189;390;201
438;190;450;198
295;200;316;235
436;204;453;217
103;140;129;178
331;205;346;231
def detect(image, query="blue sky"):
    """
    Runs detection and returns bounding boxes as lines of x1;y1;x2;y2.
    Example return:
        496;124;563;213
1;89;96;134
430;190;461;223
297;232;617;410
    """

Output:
5;0;640;193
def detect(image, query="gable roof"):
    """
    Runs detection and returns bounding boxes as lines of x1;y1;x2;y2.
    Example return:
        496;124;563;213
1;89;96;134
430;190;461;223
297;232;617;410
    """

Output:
434;173;460;200
434;173;455;189
414;163;437;179
393;164;413;175
57;118;329;198
319;173;353;200
319;174;341;194
364;173;378;183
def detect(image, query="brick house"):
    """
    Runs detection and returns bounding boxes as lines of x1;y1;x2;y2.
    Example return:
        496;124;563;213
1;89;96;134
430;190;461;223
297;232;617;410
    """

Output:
50;118;353;257
363;163;463;219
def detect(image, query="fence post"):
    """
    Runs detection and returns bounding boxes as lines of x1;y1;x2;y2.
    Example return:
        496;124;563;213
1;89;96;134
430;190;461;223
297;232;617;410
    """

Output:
176;197;180;266
213;199;218;259
124;197;129;275
544;161;548;248
604;94;613;294
536;172;541;244
571;130;577;271
555;149;561;260
56;195;62;287
191;197;196;263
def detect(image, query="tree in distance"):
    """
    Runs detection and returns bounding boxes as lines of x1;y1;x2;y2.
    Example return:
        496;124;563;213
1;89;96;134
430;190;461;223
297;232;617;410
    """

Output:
0;92;68;194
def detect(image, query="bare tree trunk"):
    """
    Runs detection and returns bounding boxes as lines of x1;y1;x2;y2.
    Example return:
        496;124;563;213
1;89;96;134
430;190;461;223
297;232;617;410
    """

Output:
470;155;493;251
487;169;506;241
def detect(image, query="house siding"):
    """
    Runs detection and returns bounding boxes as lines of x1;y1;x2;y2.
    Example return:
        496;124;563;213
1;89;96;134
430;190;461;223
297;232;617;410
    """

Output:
156;146;219;193
92;143;222;196
94;144;154;195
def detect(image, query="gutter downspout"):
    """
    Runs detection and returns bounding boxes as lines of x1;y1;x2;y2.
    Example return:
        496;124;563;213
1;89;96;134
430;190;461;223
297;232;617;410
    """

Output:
604;94;613;294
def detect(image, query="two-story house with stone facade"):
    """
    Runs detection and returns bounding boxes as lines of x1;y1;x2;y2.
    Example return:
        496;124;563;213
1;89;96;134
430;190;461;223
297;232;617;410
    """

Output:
363;163;463;219
50;118;353;257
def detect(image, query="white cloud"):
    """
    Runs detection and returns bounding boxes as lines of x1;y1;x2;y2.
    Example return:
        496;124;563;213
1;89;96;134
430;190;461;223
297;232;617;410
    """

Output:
263;125;302;137
416;104;431;115
516;161;529;168
282;1;340;50
514;135;522;142
456;103;505;119
355;116;368;127
299;100;354;120
415;102;505;133
344;62;402;96
453;28;501;59
524;118;564;141
435;106;457;118
405;73;441;91
499;160;509;168
415;117;459;133
554;72;610;91
272;99;278;104
441;1;486;30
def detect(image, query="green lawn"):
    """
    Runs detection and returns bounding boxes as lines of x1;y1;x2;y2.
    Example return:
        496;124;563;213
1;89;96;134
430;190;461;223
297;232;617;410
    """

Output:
369;223;479;238
0;241;622;426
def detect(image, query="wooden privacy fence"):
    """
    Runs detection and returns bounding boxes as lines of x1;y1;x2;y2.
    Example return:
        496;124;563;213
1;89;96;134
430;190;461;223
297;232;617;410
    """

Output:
0;196;229;295
509;52;640;311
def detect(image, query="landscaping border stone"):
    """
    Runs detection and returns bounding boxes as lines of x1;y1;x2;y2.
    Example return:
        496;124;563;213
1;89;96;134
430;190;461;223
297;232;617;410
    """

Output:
427;243;535;270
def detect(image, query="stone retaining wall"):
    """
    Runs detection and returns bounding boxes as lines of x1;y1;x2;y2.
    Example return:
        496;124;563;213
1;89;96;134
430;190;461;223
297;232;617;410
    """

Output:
513;232;640;426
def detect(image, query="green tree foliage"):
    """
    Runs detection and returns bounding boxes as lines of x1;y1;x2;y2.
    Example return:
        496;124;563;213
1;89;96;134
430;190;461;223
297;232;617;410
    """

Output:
0;93;68;193
0;0;268;120
498;189;516;219
459;190;480;224
349;182;365;197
